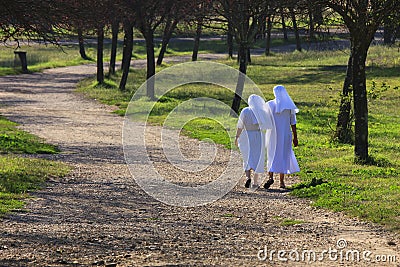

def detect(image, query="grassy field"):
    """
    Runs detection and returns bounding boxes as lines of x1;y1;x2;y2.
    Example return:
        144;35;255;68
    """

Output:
1;34;399;230
77;44;400;231
0;34;301;76
0;116;69;214
0;43;95;75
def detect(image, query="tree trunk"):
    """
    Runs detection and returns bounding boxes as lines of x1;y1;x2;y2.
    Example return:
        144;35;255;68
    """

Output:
121;30;127;71
97;25;104;84
351;41;369;162
145;30;156;100
230;43;248;116
334;54;353;144
14;51;29;73
265;16;273;56
308;3;315;39
119;23;134;91
290;8;302;52
157;18;178;66
109;20;119;76
227;22;234;58
192;19;202;61
78;28;89;60
280;7;288;41
259;16;266;39
383;17;396;45
313;4;324;25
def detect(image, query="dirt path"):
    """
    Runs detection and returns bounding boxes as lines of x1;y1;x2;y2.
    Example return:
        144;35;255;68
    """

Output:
0;53;398;267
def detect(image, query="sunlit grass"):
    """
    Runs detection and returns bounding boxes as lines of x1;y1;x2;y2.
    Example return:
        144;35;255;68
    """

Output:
1;35;309;75
0;116;69;215
0;44;97;75
0;115;59;154
77;44;400;230
0;155;69;214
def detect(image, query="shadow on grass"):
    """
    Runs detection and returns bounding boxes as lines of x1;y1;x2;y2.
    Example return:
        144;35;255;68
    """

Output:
291;177;327;190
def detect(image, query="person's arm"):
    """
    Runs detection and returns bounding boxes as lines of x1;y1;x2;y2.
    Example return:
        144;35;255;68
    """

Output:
235;128;243;147
290;110;298;147
235;108;246;147
291;124;298;147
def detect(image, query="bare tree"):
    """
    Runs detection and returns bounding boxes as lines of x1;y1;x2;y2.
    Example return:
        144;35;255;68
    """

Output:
119;21;134;91
227;21;234;58
279;5;289;41
216;0;270;115
192;16;203;61
157;0;200;65
383;12;400;45
0;0;65;44
334;54;353;144
77;28;91;60
157;14;180;65
109;20;120;76
321;0;397;162
289;4;302;52
130;0;172;99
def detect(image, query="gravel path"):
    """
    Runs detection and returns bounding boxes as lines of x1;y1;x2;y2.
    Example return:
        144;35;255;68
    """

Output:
0;52;399;267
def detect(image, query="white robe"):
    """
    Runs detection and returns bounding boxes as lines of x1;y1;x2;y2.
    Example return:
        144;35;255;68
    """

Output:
237;107;265;173
266;100;300;174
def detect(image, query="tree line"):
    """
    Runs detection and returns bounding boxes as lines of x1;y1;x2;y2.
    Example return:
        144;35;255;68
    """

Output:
1;0;399;163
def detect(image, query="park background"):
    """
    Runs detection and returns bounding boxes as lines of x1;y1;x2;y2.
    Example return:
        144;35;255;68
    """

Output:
0;1;399;266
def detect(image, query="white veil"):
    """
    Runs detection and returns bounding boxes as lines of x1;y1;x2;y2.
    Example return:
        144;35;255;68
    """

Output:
273;85;299;113
248;94;273;130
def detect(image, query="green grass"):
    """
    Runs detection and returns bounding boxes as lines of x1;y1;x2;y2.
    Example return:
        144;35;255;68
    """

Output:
280;218;305;226
0;33;302;76
0;115;59;154
0;156;69;214
181;117;233;149
272;215;306;226
78;44;400;231
0;116;69;215
0;44;97;75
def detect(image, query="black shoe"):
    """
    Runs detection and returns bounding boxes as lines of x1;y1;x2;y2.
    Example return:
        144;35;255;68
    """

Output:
263;179;274;189
245;179;251;188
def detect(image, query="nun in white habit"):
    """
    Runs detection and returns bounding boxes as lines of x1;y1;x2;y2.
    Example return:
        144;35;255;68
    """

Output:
264;85;300;189
235;94;274;188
